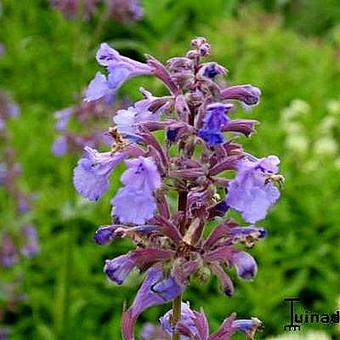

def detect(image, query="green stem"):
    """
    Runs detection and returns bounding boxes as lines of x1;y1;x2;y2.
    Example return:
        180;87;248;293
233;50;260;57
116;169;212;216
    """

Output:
172;294;182;340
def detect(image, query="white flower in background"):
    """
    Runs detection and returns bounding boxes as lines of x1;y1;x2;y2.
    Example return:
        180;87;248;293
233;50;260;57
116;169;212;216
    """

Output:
284;121;305;134
281;99;310;122
319;115;337;134
290;99;311;115
314;136;338;158
285;135;309;155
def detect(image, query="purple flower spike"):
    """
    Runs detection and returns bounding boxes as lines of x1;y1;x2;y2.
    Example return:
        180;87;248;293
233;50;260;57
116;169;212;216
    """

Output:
72;38;282;336
73;146;127;201
199;103;233;146
226;155;281;223
122;267;183;339
230;250;257;280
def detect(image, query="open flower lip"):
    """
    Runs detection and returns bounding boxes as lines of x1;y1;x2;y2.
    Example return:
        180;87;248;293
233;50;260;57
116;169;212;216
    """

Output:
73;37;283;340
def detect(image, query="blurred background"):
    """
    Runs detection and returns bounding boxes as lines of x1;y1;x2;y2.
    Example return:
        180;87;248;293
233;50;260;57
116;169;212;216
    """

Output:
0;0;339;339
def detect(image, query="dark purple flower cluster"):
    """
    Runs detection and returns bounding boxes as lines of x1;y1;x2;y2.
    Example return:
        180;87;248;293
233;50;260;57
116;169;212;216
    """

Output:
52;97;124;156
73;37;283;339
50;0;142;22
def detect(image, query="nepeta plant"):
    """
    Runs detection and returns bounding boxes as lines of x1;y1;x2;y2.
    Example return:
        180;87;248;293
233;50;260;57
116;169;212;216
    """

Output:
74;37;283;339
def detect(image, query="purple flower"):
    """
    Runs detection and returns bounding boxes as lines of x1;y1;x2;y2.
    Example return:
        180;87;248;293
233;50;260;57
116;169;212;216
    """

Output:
52;136;68;156
134;88;171;115
232;318;262;339
160;302;197;339
104;253;137;284
199;62;227;79
93;225;117;245
54;108;73;132
113;105;159;138
122;267;183;339
221;85;261;106
21;225;39;258
230;250;257;280
7;103;20;117
85;43;152;102
204;245;257;281
18;195;31;214
226;155;281;223
73;146;127;201
198;103;233;146
85;72;117;103
111;156;161;224
112;187;157;224
96;44;151;74
104;249;173;284
121;157;161;192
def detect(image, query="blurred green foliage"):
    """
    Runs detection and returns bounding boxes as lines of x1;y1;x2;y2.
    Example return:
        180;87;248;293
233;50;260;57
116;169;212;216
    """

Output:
0;0;339;339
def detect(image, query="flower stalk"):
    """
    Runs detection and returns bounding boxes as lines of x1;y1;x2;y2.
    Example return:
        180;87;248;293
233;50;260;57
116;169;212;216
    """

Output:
171;294;182;340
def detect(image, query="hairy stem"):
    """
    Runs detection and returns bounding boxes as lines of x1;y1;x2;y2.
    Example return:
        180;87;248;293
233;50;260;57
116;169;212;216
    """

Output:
172;294;182;340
